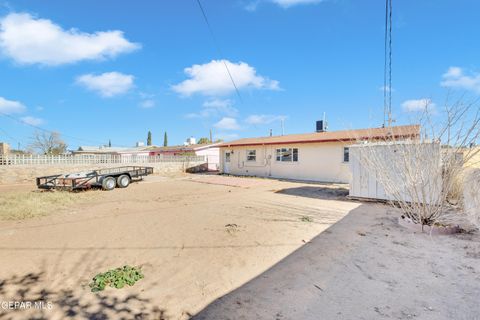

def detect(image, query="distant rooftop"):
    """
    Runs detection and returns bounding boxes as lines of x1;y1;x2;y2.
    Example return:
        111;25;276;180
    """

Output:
148;143;222;152
75;145;149;153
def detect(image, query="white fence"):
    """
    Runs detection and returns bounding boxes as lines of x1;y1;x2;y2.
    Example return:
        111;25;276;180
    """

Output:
0;154;206;166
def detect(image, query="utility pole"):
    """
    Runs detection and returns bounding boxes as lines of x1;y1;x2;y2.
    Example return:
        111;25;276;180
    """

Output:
281;119;285;136
383;0;393;127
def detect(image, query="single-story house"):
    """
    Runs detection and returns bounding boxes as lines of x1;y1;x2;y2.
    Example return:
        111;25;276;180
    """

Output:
73;143;220;170
218;125;420;183
148;143;221;171
73;146;150;156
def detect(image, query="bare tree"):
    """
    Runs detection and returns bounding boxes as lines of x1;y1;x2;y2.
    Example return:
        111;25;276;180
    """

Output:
351;96;480;228
29;131;67;155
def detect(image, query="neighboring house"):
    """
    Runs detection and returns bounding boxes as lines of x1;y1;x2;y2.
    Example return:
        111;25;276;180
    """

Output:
73;143;220;170
218;124;420;183
0;142;10;155
148;143;221;171
73;146;152;162
74;146;135;155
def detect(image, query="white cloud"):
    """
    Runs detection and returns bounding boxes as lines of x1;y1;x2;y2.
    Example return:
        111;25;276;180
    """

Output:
244;1;260;11
76;72;134;97
21;116;44;126
214;117;240;130
245;114;286;125
203;99;232;109
186;99;238;119
245;0;323;10
140;99;155;108
401;98;436;112
172;60;280;96
0;96;26;114
270;0;323;8
0;13;139;66
441;66;480;94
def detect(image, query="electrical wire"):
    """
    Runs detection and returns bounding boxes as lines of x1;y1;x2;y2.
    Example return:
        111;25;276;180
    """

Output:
0;126;18;145
195;0;243;103
0;110;112;147
383;0;388;127
388;0;393;126
383;0;393;127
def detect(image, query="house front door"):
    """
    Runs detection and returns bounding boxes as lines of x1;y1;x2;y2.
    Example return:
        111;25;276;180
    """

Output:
224;152;231;174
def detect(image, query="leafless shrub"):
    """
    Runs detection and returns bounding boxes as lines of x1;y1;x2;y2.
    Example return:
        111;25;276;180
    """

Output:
29;130;67;155
351;96;480;227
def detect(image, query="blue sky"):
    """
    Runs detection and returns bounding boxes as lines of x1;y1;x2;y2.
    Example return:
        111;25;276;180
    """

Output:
0;0;479;149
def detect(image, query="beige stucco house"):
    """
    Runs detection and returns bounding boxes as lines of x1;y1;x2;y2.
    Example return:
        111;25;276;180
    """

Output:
218;125;420;183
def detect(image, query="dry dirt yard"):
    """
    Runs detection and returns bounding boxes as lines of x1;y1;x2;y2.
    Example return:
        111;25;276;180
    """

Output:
0;174;478;320
0;174;354;319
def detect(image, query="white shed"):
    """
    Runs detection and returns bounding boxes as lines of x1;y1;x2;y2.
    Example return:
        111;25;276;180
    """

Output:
349;142;442;203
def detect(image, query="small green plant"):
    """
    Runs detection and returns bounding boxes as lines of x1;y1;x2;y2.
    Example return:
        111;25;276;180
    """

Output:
300;216;313;223
89;265;144;292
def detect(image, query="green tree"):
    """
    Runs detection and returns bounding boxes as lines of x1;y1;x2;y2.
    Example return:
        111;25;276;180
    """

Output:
163;131;168;147
147;131;152;146
197;137;210;144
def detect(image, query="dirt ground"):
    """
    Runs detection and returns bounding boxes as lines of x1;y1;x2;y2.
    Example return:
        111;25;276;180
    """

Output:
194;203;480;320
0;174;356;319
0;174;478;320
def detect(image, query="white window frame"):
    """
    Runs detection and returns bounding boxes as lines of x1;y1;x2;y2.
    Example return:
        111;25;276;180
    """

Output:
276;148;299;162
246;149;256;162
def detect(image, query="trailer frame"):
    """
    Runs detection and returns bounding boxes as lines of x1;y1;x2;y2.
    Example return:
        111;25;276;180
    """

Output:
36;166;154;191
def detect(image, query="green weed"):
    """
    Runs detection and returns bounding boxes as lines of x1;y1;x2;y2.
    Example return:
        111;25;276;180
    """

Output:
300;216;313;223
89;265;144;292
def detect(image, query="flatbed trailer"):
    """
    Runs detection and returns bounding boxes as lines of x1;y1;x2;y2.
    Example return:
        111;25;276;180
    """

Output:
36;166;154;191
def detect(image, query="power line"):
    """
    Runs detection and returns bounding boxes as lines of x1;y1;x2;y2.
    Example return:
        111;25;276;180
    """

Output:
0;126;18;144
0;111;111;146
195;0;243;103
388;0;393;127
383;0;393;127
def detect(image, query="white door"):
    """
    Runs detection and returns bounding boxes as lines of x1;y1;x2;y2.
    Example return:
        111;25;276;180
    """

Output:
224;152;231;174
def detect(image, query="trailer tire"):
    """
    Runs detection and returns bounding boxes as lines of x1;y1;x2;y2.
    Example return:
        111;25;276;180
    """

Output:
116;174;130;188
101;176;116;191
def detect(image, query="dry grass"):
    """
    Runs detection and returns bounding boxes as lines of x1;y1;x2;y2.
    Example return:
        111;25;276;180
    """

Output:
0;190;99;220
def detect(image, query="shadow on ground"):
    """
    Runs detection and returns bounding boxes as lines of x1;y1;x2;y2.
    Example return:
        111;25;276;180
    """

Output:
275;185;349;200
192;204;480;320
0;251;167;320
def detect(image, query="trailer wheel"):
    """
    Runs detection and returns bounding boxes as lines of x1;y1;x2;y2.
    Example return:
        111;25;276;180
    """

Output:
116;174;130;188
101;176;116;191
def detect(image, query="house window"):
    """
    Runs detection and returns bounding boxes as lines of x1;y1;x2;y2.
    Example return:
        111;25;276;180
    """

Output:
225;152;231;163
343;147;350;162
246;150;256;162
276;148;298;162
